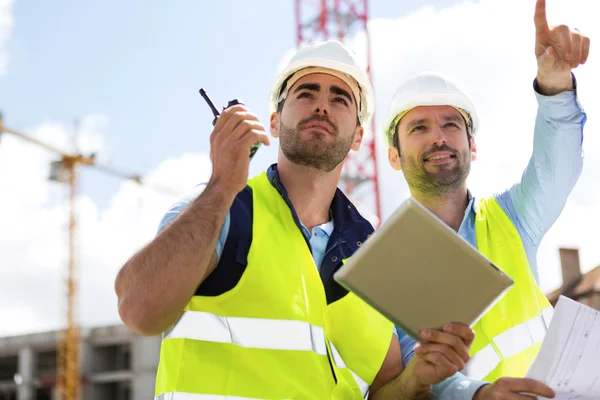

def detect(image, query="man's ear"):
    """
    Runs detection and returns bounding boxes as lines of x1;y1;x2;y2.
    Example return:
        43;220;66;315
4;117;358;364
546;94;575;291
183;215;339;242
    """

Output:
270;112;280;138
470;136;477;162
388;146;401;171
351;126;364;151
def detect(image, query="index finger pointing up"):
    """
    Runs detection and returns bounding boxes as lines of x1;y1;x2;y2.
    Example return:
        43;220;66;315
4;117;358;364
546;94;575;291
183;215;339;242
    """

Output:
534;0;550;40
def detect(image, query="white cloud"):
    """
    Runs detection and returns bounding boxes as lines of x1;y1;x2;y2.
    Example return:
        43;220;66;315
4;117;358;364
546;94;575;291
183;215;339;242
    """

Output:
0;117;211;336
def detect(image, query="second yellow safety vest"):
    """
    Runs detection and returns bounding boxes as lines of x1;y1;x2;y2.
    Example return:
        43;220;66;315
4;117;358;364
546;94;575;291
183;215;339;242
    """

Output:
462;196;554;382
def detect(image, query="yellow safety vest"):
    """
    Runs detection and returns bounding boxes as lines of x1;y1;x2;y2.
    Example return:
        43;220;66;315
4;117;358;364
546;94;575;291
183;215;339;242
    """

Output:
154;172;393;399
462;197;554;382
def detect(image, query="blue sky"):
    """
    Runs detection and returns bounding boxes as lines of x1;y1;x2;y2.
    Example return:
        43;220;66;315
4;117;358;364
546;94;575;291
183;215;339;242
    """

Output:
0;0;460;210
1;0;599;335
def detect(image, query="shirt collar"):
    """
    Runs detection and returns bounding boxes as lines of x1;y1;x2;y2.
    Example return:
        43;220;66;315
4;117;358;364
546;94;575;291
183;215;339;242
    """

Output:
265;163;374;244
460;189;476;230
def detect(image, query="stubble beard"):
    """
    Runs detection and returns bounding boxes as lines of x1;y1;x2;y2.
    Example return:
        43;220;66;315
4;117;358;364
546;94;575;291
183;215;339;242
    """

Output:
400;148;471;197
279;116;354;172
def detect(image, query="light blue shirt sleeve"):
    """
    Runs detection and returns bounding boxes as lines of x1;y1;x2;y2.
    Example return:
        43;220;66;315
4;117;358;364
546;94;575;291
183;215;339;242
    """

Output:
431;372;489;400
156;183;230;262
395;327;489;400
495;77;586;282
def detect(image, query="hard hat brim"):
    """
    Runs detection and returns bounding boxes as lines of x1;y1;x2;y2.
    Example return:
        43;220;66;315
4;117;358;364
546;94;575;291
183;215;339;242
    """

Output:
383;92;479;147
269;58;375;126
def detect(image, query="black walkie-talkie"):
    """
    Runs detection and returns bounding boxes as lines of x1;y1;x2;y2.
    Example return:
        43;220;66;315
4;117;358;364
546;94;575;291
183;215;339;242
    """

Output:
199;88;261;159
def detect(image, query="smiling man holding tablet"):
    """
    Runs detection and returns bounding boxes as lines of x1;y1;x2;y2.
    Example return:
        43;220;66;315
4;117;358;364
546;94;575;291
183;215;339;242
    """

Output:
375;0;589;398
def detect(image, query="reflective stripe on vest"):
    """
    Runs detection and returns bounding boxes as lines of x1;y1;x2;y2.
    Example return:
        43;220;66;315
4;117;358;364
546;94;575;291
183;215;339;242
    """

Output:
165;310;371;398
156;394;265;400
166;310;328;355
463;306;554;380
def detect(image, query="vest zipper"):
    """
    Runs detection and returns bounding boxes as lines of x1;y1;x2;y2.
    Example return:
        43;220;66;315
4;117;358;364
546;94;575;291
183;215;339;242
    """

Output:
326;343;338;384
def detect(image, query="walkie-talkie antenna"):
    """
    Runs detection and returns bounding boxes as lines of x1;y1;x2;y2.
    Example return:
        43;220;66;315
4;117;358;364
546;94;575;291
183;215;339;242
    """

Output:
198;88;261;159
199;88;220;122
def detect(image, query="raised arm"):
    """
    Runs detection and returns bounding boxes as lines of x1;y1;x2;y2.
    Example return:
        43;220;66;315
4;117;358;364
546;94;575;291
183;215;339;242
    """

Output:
498;0;589;269
114;181;234;336
114;104;270;336
501;79;585;245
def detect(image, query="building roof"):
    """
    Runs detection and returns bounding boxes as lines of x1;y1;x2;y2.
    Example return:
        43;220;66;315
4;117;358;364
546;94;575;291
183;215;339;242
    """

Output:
547;264;600;304
0;324;137;356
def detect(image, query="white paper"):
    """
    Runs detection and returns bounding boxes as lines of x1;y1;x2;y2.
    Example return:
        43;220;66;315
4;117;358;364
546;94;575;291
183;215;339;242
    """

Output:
526;295;600;400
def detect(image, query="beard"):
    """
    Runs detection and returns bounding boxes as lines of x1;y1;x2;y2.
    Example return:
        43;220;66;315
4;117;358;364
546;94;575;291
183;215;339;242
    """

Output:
279;115;354;172
400;143;471;197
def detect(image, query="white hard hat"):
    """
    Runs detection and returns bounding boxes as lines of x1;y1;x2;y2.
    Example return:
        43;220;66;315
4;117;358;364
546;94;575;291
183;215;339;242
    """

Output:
268;40;375;126
382;71;479;147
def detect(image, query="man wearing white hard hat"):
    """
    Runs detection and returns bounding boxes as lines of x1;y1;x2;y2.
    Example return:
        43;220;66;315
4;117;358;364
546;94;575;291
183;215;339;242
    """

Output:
116;39;476;399
384;0;589;398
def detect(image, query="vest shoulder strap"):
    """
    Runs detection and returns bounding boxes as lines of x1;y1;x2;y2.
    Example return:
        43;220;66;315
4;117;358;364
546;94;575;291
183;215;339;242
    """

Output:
195;185;253;296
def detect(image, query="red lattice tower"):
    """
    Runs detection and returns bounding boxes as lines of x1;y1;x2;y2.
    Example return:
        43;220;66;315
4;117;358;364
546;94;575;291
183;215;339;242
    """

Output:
295;0;381;224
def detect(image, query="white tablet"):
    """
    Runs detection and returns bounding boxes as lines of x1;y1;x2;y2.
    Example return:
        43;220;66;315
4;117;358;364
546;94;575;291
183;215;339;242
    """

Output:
334;198;513;342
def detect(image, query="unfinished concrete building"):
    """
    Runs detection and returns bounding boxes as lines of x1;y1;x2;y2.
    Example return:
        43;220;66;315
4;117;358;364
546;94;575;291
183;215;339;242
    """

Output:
0;324;160;400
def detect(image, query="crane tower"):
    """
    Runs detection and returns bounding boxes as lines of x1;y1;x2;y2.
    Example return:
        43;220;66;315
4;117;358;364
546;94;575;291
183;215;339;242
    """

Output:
0;114;178;400
295;0;381;223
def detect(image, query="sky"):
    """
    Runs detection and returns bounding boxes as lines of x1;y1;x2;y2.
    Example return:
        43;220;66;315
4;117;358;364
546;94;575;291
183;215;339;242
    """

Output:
0;0;598;336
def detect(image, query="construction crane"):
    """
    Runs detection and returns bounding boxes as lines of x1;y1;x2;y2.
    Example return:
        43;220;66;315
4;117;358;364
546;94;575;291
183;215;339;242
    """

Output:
295;0;381;223
0;113;176;400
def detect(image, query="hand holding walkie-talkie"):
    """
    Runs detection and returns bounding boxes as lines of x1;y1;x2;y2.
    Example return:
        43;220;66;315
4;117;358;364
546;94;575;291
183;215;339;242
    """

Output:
199;88;270;195
199;89;263;159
